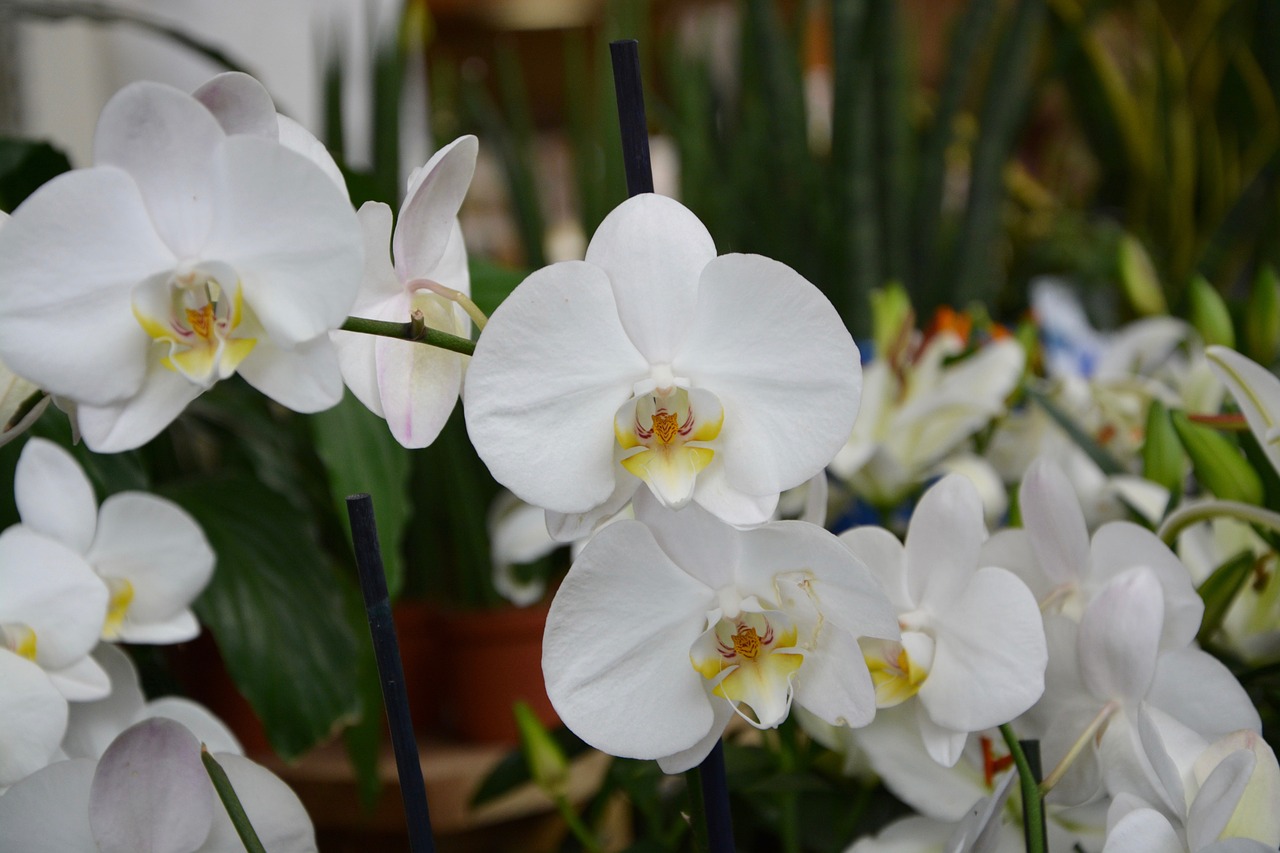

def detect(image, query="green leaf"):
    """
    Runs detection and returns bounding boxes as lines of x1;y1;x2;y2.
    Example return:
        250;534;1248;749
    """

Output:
1197;550;1258;646
309;391;412;598
1171;411;1264;506
165;476;361;760
0;138;72;211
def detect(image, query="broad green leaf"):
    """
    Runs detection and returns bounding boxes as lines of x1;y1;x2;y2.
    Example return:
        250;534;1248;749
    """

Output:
165;476;361;760
310;391;412;598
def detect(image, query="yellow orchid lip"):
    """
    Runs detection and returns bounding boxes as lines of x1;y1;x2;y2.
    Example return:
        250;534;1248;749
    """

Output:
863;637;929;708
133;271;257;386
615;385;724;509
690;610;804;729
0;623;37;661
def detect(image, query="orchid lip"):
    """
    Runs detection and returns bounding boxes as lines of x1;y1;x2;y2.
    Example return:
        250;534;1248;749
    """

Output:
614;385;724;509
690;609;804;729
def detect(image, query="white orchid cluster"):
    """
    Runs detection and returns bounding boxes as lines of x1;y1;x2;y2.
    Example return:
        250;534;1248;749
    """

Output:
0;65;1279;853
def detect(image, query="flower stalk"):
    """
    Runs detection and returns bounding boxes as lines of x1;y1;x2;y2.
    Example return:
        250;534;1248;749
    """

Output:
999;724;1046;853
340;314;476;356
202;747;268;853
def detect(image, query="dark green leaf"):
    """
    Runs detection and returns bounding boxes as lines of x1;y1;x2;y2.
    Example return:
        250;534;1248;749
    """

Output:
469;257;527;318
166;476;361;759
1197;550;1258;647
0;138;72;211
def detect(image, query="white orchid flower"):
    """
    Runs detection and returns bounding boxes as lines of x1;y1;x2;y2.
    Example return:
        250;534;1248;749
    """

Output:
982;457;1204;649
840;475;1047;767
0;77;363;451
542;491;898;773
0;717;316;853
334;136;477;448
16;438;214;644
831;332;1024;510
465;193;860;533
1206;345;1280;476
0;650;69;788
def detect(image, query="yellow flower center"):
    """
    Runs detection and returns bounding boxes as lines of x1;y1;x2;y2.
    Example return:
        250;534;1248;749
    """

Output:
863;637;930;707
614;385;724;510
690;610;804;729
1;623;37;661
732;625;762;659
134;271;257;387
103;577;135;640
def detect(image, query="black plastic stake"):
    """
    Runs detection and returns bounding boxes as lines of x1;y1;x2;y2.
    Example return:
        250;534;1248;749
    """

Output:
609;39;654;197
346;494;436;853
699;740;736;853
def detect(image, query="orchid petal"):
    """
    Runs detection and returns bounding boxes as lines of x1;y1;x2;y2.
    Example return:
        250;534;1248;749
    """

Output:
464;261;649;513
1078;568;1164;703
63;644;146;760
0;167;170;406
372;312;463;448
1021;457;1090;587
0;651;68;785
1090;522;1203;650
585;193;716;364
1207;346;1280;477
192;73;278;139
689;458;779;526
632;491;739;590
144;699;243;757
543;520;716;760
1148;647;1261;738
394;136;477;281
74;364;204;453
236;335;344;413
15;438;98;553
275;115;348;196
917;703;969;767
205;136;362;347
904;475;986;608
46;655;111;701
1188;750;1256;851
93;82;222;257
675;253;860;496
840;525;912;611
1101;807;1183;853
198;754;316;852
655;697;734;774
0;758;97;850
790;620;878;728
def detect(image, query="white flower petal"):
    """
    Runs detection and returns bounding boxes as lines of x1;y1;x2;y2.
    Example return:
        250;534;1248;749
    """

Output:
205;136;362;347
74;363;204;453
394;136;477;282
1148;647;1261;738
543;521;717;760
1101;807;1183;853
1187;750;1256;851
198;754;316;852
275;115;348;197
236;335;344;413
0;758;97;850
46;655;111;702
1089;522;1205;650
585;193;716;364
840;525;912;611
688;458;779;527
373;328;463;448
633;491;739;591
1207;346;1280;477
464;261;649;513
1020;457;1090;587
143;698;243;757
192;73;278;139
0;650;68;785
675;253;860;497
791;620;878;728
115;611;200;644
15;438;98;553
89;718;215;853
1079;568;1164;704
904;475;986;608
63;644;146;760
0;167;171;406
654;698;734;774
917;703;969;768
93;81;222;257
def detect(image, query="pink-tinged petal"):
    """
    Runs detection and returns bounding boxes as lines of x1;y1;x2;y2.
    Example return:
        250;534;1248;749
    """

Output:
198;754;316;852
0;650;68;785
192;73;278;139
903;474;986;608
1207;346;1280;477
88;492;214;636
1021;457;1090;587
675;253;860;496
373;323;463;448
89;718;215;853
143;699;243;757
75;363;204;453
0;167;171;405
64;644;145;760
205;136;363;347
916;703;968;767
585;194;716;364
236;336;344;413
394;136;477;281
689;458;779;526
655;698;734;774
93;82;222;257
919;567;1047;732
1078;568;1163;704
1148;647;1261;738
1187;750;1256;851
543;521;717;760
15;438;98;553
0;758;97;849
46;655;111;701
1089;522;1204;650
276;115;348;197
1101;808;1183;853
464;261;649;514
839;525;911;611
0;526;107;670
633;491;739;591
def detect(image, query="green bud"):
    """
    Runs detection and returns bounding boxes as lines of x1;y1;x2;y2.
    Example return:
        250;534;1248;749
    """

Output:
1171;410;1263;505
1142;400;1184;495
1245;265;1280;365
1118;235;1168;316
514;700;568;797
870;282;913;363
1187;275;1235;349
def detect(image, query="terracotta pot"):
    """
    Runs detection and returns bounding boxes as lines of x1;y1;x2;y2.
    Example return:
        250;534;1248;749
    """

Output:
392;599;448;734
433;601;559;744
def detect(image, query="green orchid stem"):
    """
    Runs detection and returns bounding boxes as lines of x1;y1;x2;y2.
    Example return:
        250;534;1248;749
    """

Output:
1158;500;1280;546
202;747;268;853
340;315;476;357
999;725;1047;853
553;793;603;853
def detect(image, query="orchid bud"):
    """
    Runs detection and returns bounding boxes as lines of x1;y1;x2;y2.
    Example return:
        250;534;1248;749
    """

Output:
1245;265;1280;365
1118;234;1167;316
1188;275;1236;349
870;282;914;364
1171;410;1263;505
1142;400;1184;495
514;701;568;798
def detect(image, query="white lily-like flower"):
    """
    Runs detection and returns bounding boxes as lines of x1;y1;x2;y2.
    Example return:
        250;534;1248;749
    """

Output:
0;76;363;451
15;438;214;643
542;492;898;773
334;136;477;448
465;193;860;532
840;475;1047;767
831;331;1024;510
0;717;316;853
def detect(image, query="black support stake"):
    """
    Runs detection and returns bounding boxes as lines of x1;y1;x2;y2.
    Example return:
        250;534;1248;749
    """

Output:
609;39;654;197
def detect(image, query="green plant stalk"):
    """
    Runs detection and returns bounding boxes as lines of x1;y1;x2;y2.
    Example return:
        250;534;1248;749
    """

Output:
553;793;604;853
1158;499;1280;546
684;765;712;853
340;316;476;356
999;724;1046;853
202;748;268;853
